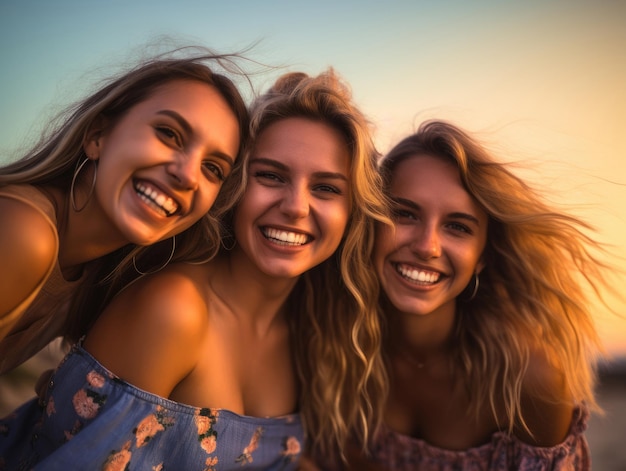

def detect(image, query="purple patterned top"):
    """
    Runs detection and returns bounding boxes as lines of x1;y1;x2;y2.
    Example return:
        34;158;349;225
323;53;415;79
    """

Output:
371;405;590;470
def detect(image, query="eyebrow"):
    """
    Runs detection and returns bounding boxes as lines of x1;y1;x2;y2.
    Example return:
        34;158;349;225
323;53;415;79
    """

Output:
157;110;193;135
250;157;348;181
392;196;481;225
157;109;235;167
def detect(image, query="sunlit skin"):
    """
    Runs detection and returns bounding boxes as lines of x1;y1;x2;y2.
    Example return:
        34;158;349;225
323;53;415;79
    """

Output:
369;154;575;455
374;154;488;324
232;117;352;282
372;154;497;449
85;116;353;419
61;79;240;267
0;79;240;332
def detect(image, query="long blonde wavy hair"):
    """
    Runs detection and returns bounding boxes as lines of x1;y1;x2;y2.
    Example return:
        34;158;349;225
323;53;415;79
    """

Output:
228;69;392;463
379;119;612;434
0;48;252;342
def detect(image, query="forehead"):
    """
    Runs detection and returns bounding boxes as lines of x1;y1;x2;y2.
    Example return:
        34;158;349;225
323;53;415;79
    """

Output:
391;154;484;214
392;154;461;188
136;79;221;108
253;117;351;171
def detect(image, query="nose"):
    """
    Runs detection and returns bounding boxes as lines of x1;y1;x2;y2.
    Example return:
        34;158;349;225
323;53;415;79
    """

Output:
279;185;310;219
167;152;200;191
409;224;441;259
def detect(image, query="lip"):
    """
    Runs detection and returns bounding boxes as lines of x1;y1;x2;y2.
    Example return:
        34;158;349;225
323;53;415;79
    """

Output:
133;179;183;217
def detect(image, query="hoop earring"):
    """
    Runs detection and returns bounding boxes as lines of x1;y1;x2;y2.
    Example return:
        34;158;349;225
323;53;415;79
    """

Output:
70;157;97;212
132;236;176;276
462;272;480;302
220;234;237;251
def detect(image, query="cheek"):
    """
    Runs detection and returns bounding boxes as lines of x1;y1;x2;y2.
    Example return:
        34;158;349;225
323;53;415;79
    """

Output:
324;203;350;242
454;246;484;277
377;224;406;251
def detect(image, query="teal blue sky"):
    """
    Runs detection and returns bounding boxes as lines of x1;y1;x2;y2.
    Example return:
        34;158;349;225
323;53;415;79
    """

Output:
1;0;625;352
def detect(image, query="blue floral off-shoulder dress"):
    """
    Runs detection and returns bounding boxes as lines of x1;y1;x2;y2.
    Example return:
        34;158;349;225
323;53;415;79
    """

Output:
0;344;304;470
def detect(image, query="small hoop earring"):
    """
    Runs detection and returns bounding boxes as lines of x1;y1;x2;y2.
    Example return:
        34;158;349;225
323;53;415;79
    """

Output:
133;236;176;276
70;157;97;212
220;234;237;251
463;272;480;302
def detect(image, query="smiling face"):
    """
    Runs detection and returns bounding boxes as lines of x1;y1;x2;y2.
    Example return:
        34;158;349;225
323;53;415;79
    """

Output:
374;154;488;318
83;79;240;246
233;117;351;279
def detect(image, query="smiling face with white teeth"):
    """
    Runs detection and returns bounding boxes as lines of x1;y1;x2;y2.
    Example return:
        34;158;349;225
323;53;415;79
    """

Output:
83;79;240;246
374;154;488;319
233;117;351;280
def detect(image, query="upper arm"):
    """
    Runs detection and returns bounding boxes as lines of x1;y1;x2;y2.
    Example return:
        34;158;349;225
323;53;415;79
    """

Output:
516;348;574;446
0;197;57;335
83;265;209;398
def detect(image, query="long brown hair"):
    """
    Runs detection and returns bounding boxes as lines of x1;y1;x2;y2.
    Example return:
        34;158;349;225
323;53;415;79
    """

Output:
379;119;613;432
19;49;255;342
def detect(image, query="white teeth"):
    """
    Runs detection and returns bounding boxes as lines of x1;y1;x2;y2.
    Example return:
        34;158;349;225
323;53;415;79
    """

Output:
135;182;178;216
263;227;308;246
396;264;440;284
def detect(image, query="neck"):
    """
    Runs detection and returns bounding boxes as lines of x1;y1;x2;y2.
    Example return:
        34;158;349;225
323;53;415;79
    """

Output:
207;249;299;337
384;297;457;367
48;187;129;271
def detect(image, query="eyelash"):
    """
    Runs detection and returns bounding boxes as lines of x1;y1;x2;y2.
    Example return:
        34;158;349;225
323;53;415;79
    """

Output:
254;172;341;195
157;126;228;182
156;126;182;147
393;208;416;220
315;184;341;195
254;171;282;181
203;162;226;181
393;209;472;234
447;222;471;234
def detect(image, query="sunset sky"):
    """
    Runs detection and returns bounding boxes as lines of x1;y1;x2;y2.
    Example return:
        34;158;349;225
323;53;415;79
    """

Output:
1;0;624;354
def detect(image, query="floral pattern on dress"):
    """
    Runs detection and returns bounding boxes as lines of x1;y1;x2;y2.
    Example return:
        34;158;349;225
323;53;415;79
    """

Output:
371;405;591;471
102;440;133;471
194;407;220;470
72;387;106;419
236;426;264;465
134;405;175;447
282;436;301;461
0;345;305;470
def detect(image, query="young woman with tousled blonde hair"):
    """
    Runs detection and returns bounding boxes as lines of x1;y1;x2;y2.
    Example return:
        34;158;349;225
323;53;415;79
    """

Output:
0;47;251;375
271;71;391;465
0;68;391;470
356;120;614;470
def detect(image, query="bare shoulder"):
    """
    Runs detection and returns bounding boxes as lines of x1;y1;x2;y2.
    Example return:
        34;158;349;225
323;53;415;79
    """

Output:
0;196;57;321
516;347;574;446
84;262;211;397
108;262;210;336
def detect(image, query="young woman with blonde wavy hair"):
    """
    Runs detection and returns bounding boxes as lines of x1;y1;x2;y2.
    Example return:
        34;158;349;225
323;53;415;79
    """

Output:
0;69;390;470
358;120;612;470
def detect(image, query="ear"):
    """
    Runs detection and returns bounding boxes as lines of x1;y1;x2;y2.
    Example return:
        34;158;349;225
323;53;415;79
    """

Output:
82;117;108;160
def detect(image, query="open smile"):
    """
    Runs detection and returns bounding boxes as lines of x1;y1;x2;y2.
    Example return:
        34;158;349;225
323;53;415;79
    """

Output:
134;180;179;217
393;262;442;285
261;226;312;246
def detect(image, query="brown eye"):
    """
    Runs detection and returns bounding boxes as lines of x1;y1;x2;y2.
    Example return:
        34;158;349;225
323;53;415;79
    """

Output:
156;126;182;147
314;184;341;195
202;161;225;181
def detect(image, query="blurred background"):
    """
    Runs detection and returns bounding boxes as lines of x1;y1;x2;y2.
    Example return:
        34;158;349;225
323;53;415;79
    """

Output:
1;1;624;468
